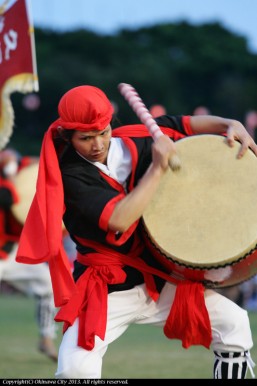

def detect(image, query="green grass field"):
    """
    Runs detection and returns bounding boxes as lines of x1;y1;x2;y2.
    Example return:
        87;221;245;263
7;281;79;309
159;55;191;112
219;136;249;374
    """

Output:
0;293;257;379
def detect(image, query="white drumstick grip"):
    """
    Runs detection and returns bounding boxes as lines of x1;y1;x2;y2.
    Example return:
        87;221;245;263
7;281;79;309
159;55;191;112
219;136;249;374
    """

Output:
118;83;181;171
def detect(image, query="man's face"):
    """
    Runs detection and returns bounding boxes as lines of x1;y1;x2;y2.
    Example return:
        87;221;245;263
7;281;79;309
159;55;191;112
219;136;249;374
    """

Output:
71;124;112;164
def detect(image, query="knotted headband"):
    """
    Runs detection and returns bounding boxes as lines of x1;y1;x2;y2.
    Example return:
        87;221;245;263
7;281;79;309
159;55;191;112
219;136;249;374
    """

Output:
52;85;114;131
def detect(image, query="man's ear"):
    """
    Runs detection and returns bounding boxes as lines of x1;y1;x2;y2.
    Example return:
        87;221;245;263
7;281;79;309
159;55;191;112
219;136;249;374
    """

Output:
57;126;69;142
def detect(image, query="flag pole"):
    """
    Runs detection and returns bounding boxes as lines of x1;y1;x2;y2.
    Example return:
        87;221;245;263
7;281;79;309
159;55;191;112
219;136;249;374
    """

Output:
26;0;39;91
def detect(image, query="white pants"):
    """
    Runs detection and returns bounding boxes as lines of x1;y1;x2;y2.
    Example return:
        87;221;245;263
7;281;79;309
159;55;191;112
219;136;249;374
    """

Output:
55;282;253;379
0;244;56;338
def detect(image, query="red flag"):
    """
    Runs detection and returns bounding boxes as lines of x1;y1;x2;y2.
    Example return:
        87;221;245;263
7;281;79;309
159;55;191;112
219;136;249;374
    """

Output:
0;0;38;149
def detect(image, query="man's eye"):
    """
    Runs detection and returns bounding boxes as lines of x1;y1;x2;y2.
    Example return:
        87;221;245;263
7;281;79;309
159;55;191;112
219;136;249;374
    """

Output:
101;130;109;136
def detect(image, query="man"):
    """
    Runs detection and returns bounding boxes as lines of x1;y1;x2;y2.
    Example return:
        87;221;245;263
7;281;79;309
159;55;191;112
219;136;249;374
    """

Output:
16;85;256;378
0;148;57;361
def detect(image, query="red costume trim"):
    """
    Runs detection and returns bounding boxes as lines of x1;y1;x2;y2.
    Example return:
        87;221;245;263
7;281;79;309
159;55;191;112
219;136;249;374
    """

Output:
99;192;125;231
182;116;194;136
112;123;191;139
98;180;139;246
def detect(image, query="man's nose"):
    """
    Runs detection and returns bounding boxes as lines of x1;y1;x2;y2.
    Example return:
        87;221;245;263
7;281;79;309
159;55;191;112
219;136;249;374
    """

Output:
92;137;103;150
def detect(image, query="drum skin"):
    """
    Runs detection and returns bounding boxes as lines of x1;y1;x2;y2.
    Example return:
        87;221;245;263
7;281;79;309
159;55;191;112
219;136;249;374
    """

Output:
142;134;257;288
11;161;66;230
11;162;38;225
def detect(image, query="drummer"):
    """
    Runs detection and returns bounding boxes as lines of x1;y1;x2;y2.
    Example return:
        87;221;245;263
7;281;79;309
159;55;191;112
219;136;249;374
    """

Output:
16;85;257;379
0;148;58;361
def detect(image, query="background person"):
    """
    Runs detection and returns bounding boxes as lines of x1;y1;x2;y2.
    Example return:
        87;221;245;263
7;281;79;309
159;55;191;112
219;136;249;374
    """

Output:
245;110;257;142
149;104;167;118
0;148;58;361
193;105;211;115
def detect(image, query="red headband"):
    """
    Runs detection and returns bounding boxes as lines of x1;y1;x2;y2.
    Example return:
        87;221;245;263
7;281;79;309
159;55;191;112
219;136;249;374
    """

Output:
51;85;114;131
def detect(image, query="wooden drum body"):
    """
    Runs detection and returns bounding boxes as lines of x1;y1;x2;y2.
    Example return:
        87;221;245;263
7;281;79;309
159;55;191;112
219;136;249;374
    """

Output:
142;134;257;288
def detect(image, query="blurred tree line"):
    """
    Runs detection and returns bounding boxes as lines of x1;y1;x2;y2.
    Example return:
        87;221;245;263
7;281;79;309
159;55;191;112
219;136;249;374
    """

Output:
8;20;257;155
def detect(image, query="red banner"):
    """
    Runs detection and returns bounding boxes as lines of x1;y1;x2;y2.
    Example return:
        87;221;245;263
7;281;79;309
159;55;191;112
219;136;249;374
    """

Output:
0;0;38;149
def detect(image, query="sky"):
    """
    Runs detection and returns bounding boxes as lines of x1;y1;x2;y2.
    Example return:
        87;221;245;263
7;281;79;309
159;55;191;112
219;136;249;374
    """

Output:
4;0;257;54
18;0;257;54
0;0;246;53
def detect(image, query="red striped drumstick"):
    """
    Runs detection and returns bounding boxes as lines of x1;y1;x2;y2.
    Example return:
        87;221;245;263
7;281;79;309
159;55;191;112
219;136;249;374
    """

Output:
118;83;181;171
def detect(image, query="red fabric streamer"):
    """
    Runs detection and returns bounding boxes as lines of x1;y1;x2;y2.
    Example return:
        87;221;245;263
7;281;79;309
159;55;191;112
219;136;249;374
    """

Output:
164;281;212;349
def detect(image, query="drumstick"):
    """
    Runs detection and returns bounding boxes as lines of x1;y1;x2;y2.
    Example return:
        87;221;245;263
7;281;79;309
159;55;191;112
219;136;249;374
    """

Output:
118;82;181;171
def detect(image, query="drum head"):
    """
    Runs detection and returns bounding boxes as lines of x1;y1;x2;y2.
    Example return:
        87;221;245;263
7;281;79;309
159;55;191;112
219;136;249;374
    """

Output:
142;134;257;268
11;162;38;224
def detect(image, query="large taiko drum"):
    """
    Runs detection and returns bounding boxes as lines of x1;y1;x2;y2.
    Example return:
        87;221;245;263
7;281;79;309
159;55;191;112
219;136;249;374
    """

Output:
11;162;39;225
142;134;257;288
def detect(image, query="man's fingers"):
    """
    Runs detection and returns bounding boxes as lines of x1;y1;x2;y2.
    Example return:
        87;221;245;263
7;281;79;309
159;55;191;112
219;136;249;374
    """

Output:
226;127;257;158
237;143;248;159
